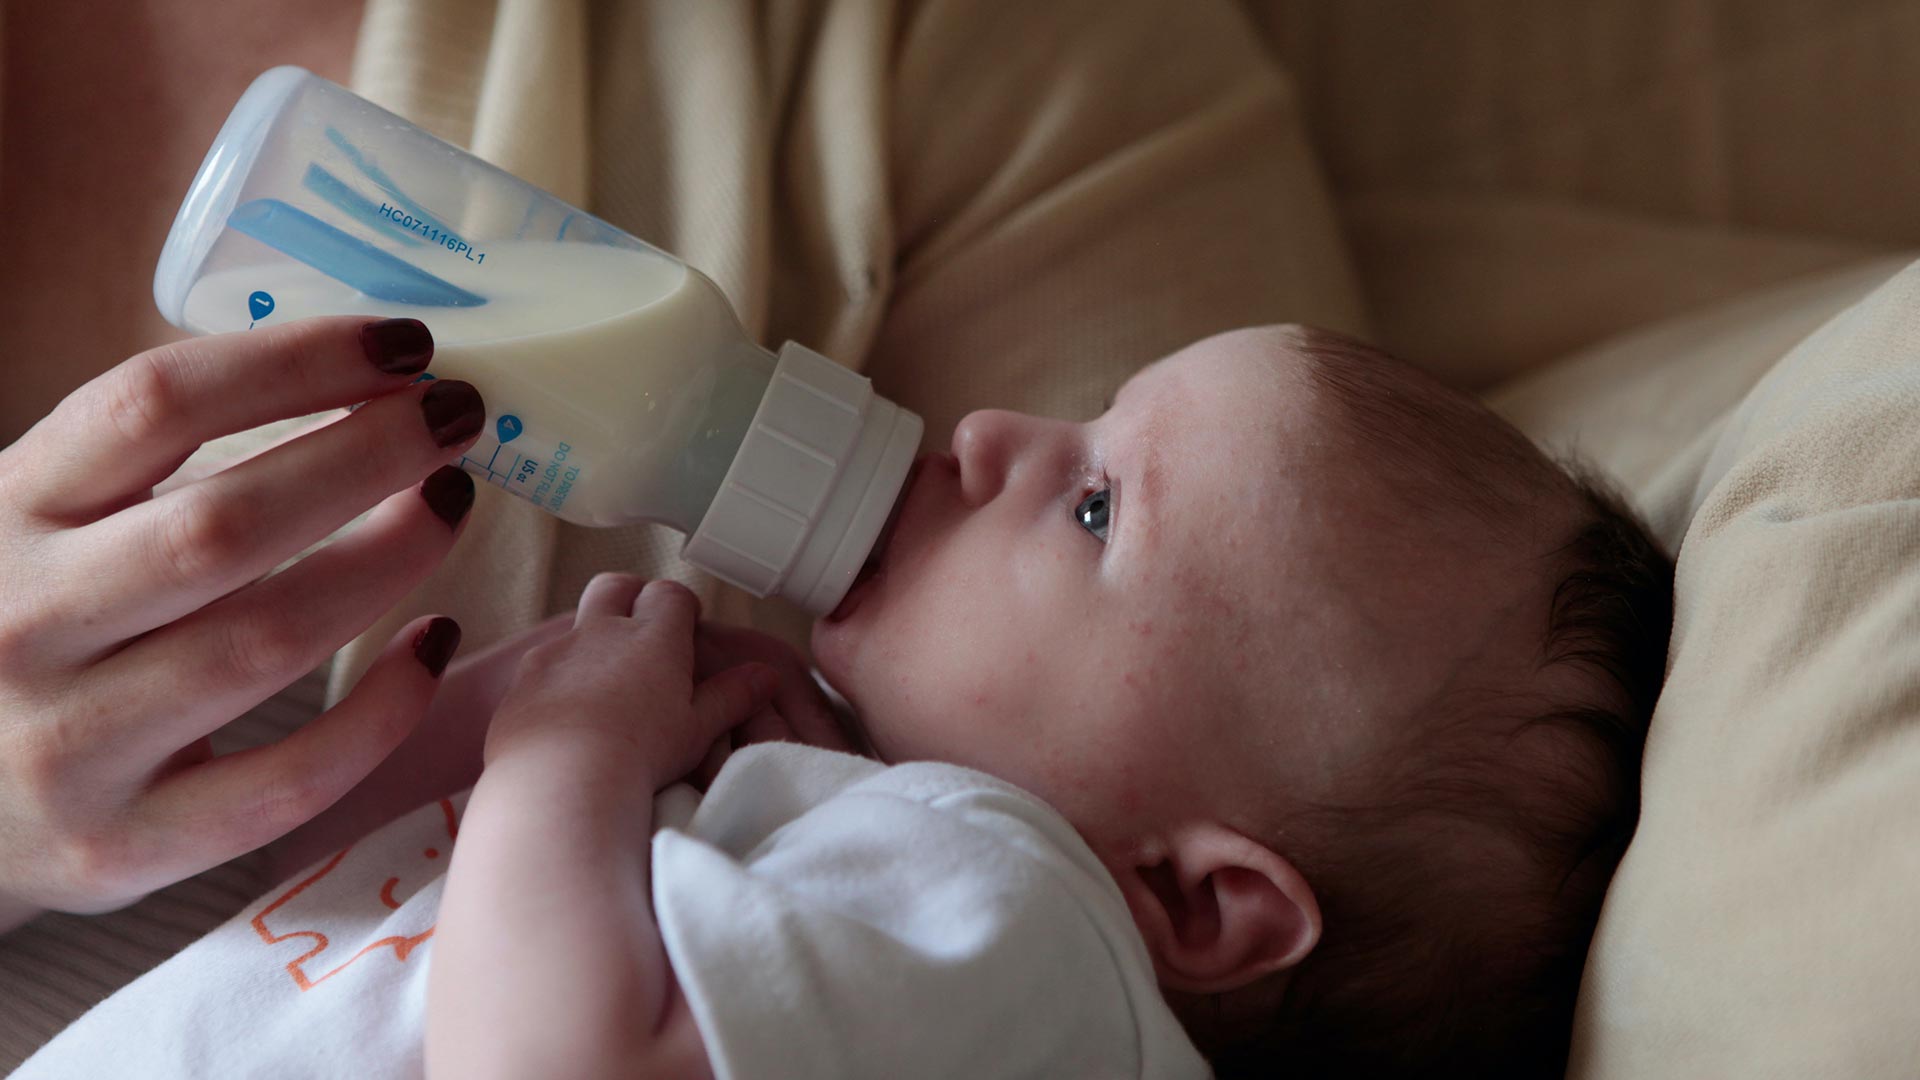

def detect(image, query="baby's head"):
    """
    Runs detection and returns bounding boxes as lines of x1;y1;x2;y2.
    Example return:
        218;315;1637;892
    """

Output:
812;324;1674;1076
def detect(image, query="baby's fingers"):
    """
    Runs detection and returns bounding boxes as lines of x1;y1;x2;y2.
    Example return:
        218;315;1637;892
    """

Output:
691;665;779;750
695;622;856;754
737;707;794;749
692;708;789;791
691;734;732;791
574;572;647;625
651;666;775;792
630;578;700;631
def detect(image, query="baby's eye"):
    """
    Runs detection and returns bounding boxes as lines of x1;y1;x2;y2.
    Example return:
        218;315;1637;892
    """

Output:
1075;487;1111;543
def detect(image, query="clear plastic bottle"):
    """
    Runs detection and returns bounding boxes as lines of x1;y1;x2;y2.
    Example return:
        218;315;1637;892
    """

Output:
153;67;922;617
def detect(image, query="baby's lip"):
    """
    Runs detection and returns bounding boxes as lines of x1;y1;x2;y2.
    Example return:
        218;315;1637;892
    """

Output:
867;454;928;572
826;452;933;622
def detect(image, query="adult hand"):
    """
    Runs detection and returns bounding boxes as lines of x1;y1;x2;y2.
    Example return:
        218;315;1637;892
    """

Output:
262;612;576;883
0;316;483;928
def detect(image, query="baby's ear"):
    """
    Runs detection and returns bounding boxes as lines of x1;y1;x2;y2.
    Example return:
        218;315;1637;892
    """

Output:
1113;823;1320;995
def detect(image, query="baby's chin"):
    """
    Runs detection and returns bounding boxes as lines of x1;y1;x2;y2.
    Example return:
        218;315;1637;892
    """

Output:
809;617;891;760
808;615;857;703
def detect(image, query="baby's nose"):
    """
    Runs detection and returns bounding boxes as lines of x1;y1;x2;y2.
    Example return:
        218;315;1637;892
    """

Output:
951;408;1023;504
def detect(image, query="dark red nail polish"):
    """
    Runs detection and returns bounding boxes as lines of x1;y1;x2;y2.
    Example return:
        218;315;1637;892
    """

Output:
413;617;462;677
420;465;475;530
360;318;434;375
422;380;484;447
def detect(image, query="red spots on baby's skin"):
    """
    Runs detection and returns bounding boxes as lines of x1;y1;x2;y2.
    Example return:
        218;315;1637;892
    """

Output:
1122;670;1141;689
424;848;439;859
1025;649;1037;665
1125;619;1154;636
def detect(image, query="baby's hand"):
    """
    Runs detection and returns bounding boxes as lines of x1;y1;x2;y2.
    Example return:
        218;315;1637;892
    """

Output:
485;574;777;792
689;622;865;787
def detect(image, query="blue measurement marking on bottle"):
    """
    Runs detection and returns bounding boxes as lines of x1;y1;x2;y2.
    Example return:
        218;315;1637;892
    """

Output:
247;290;274;329
456;421;528;490
458;445;523;490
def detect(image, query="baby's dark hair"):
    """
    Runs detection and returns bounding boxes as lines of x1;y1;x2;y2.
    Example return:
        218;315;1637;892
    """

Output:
1200;327;1675;1078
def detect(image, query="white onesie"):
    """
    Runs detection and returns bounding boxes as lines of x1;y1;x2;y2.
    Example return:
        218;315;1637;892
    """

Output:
15;743;1211;1079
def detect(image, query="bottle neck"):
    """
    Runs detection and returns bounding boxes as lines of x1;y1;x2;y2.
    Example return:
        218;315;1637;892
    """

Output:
679;339;925;615
652;337;778;533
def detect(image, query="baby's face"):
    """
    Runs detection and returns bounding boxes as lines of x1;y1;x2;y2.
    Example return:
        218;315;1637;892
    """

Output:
810;327;1527;848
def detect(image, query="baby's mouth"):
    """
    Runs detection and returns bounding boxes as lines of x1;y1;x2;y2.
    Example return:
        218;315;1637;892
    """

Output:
827;453;925;622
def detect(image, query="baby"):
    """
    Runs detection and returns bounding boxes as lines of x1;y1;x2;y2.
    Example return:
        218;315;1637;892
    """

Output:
432;324;1676;1077
18;324;1674;1078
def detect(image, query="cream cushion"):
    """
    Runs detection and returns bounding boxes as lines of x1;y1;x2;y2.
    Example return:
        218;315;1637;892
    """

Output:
1491;253;1920;1078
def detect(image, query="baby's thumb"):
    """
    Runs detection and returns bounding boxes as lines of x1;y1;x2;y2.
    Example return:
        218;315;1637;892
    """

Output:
692;662;780;737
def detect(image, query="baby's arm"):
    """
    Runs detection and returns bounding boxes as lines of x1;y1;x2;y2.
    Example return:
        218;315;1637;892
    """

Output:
426;576;777;1080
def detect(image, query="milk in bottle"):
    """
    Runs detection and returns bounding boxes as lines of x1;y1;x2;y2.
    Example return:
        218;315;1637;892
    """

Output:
154;66;923;616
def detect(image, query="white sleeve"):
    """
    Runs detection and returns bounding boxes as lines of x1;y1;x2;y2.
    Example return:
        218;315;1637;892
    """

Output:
651;745;1210;1080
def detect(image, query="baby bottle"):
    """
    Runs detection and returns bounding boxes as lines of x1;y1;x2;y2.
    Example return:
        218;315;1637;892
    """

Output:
152;67;922;617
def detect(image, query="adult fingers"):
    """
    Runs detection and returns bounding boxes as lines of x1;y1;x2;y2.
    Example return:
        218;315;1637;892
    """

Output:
62;378;482;647
129;615;461;887
151;409;347;499
17;317;437;522
85;467;475;765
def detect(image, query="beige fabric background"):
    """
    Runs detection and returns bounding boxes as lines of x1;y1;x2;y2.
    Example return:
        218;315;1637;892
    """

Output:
9;0;1920;1074
1249;0;1914;385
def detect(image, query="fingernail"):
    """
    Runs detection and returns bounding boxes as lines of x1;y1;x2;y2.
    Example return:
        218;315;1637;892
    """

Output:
360;318;434;375
420;465;475;530
413;617;462;678
421;380;484;447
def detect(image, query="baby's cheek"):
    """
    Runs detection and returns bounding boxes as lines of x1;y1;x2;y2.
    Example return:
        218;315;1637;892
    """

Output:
958;665;1014;714
888;664;1021;769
